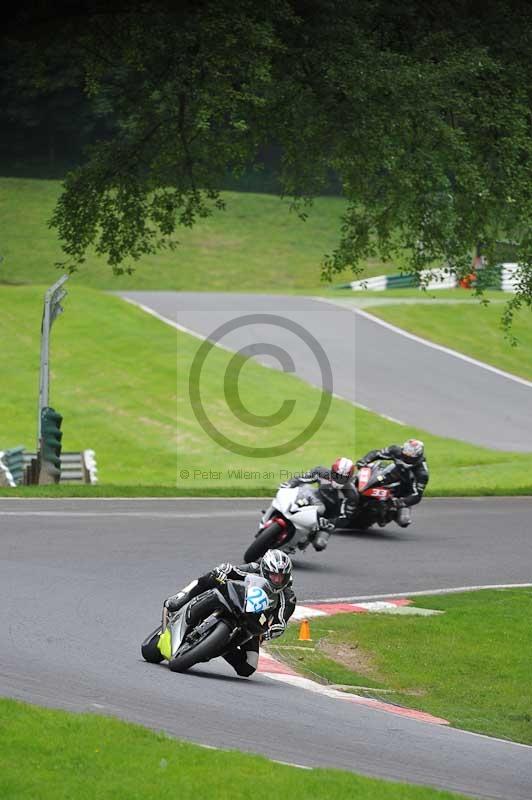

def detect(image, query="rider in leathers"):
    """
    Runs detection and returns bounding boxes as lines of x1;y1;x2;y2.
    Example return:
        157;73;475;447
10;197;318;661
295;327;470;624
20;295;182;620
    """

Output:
282;457;358;550
356;439;429;527
164;552;296;677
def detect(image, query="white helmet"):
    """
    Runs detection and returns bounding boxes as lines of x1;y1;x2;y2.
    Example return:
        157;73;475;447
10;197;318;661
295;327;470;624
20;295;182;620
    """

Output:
401;439;424;465
260;549;292;593
331;457;355;489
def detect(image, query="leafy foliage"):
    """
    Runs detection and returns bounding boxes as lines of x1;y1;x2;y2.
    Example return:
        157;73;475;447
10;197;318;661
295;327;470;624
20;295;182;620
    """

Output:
5;1;532;320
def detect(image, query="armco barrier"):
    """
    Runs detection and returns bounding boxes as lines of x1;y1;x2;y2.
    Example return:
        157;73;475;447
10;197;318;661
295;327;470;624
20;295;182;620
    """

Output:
24;451;98;484
386;274;417;288
1;446;25;485
339;262;521;292
0;452;16;487
0;448;98;486
501;263;519;291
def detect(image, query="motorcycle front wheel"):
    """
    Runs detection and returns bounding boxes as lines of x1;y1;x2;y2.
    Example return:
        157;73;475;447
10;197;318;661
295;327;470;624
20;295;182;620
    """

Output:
244;522;289;562
168;619;232;673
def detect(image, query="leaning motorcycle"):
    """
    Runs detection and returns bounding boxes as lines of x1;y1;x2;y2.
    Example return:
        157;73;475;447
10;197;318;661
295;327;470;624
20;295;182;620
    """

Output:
243;484;326;562
141;574;275;673
341;461;403;530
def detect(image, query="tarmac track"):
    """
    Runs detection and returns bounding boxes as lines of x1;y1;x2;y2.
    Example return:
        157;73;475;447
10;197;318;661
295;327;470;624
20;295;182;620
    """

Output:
119;291;532;451
1;497;531;799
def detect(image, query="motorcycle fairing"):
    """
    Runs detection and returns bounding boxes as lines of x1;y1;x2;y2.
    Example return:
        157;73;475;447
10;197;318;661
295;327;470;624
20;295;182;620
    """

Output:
268;486;325;548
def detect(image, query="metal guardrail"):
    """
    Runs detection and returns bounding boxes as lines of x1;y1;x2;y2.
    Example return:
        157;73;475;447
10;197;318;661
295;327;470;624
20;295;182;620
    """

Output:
22;451;98;484
1;446;25;485
0;448;98;485
337;262;521;292
0;452;16;487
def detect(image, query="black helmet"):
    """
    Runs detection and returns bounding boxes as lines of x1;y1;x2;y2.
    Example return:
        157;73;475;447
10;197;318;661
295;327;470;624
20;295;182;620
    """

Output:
260;549;292;592
401;439;424;465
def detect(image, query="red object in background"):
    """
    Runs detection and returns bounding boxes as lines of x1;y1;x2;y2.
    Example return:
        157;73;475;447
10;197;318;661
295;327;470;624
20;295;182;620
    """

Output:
459;272;476;289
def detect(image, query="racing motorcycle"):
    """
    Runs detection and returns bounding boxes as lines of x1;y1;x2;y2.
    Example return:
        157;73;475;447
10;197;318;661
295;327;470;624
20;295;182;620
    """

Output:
341;461;403;530
243;484;326;562
141;574;275;673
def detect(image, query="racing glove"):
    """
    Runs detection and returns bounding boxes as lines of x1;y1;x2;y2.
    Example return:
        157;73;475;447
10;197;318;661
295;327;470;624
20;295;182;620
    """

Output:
318;517;334;531
295;496;310;507
211;567;228;584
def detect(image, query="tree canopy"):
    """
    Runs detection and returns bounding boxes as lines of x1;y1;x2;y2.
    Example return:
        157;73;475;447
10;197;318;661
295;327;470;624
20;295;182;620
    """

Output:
5;1;532;320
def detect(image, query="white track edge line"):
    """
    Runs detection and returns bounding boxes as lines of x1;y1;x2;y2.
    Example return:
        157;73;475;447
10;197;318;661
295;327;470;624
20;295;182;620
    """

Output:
306;583;532;604
196;743;315;767
121;297;234;353
0;510;258;518
314;297;532;390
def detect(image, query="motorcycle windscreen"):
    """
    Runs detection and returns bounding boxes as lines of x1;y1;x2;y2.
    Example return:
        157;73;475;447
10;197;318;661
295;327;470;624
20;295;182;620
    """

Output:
245;586;270;613
244;574;273;613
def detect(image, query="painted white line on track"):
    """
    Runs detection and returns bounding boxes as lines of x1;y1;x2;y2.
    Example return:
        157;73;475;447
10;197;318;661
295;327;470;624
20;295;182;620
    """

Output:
122;297;288;375
0;497;270;501
121;297;234;352
442;727;532;750
315;296;532;390
198;746;314;768
307;583;532;604
0;510;258;519
381;413;406;425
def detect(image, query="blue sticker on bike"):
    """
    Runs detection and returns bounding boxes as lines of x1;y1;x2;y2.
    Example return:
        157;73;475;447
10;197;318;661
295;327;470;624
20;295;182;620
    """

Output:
245;587;270;613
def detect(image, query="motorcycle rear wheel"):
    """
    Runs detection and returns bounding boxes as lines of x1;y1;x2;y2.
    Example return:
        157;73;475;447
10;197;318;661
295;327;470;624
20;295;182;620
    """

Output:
168;619;232;673
244;522;288;562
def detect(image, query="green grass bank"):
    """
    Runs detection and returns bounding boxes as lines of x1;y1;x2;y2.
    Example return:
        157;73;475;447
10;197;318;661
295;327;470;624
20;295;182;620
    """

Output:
364;300;532;382
0;177;404;292
269;589;532;745
0;698;469;800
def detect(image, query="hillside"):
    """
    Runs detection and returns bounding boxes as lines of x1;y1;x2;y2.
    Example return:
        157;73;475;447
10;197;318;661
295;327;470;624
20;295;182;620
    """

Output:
0;178;403;292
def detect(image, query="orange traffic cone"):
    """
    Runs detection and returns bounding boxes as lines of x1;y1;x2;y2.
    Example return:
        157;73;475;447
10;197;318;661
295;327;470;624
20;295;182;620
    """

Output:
298;619;312;641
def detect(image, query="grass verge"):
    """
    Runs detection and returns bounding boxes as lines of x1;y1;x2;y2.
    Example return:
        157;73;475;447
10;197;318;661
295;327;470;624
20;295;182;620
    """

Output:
1;285;531;491
364;301;532;381
268;589;532;745
0;177;405;291
0;697;469;800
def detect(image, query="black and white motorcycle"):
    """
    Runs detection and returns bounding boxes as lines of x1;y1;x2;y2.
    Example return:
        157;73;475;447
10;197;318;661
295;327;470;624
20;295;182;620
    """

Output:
141;574;275;673
243;484;326;562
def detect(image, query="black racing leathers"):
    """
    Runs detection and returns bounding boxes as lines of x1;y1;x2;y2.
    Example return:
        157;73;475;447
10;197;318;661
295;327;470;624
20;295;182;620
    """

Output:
357;445;429;507
285;466;358;518
165;562;296;677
